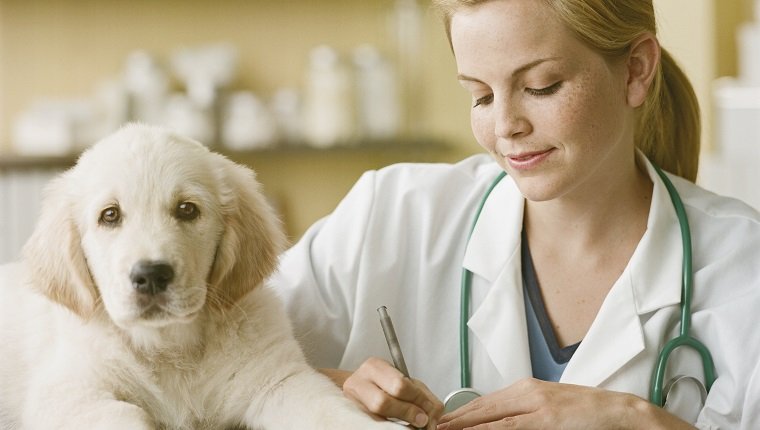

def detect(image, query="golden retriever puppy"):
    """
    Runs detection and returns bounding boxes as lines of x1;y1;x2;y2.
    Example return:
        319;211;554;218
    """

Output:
0;124;401;430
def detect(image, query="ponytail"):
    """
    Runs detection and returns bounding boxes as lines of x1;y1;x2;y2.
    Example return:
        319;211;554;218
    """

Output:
636;49;700;182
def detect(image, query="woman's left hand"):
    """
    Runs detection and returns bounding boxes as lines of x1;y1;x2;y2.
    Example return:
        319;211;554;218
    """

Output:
436;378;695;430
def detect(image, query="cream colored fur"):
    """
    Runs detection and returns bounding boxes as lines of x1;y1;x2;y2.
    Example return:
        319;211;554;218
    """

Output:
0;124;400;430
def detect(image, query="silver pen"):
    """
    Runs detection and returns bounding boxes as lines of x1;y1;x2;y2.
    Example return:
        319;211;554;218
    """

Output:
377;306;425;430
377;306;411;377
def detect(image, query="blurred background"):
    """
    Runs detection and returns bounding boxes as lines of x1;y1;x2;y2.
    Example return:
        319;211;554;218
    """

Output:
0;0;758;263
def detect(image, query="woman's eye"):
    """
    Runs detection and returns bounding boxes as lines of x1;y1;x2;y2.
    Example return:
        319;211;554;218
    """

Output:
473;94;493;108
99;206;121;227
525;81;562;96
175;202;200;221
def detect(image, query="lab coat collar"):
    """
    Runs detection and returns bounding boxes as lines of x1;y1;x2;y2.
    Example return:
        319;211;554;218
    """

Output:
461;174;523;282
462;153;684;388
628;152;684;315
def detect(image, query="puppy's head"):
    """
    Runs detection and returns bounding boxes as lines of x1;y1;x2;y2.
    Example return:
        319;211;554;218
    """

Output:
23;124;286;327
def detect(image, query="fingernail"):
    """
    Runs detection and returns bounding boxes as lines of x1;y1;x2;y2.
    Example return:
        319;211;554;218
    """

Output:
414;413;428;427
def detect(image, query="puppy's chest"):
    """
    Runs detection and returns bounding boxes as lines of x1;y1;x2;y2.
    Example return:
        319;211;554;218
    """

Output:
129;356;237;429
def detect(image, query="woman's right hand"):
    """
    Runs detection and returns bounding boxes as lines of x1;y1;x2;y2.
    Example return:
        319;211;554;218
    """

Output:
335;357;444;429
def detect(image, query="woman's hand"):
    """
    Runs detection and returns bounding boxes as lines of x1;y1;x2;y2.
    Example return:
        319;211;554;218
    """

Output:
326;357;444;429
436;378;696;430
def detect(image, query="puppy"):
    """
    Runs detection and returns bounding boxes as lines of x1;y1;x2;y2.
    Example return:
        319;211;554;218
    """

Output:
0;124;401;430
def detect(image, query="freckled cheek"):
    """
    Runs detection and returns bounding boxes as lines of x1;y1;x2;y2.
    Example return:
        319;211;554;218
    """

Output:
552;91;609;150
470;111;496;152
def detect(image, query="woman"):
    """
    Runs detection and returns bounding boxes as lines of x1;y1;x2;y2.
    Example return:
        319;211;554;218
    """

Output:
270;0;760;428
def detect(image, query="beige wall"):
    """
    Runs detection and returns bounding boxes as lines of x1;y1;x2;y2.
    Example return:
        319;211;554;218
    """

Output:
714;0;754;78
0;0;749;238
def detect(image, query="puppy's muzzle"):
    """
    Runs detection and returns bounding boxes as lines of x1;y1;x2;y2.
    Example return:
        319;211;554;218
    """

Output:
130;260;174;296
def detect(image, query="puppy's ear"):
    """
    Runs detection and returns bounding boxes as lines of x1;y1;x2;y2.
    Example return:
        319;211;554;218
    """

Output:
22;173;98;318
207;157;286;309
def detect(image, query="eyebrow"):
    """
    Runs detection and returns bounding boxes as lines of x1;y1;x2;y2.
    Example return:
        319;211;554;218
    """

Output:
457;57;561;82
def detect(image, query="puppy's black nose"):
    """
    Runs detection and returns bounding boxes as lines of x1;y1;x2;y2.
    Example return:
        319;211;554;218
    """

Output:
130;260;174;295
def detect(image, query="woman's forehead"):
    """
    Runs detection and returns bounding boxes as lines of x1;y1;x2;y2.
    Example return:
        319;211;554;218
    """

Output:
449;1;585;75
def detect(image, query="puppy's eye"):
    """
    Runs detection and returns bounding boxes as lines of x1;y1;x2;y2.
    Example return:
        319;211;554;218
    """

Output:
175;202;200;221
99;206;121;226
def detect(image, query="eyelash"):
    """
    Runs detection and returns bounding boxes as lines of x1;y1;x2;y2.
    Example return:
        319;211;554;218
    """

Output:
472;82;563;108
525;81;563;97
473;94;493;108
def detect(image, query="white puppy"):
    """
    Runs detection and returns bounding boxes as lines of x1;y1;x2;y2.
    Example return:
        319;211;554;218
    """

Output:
0;124;401;430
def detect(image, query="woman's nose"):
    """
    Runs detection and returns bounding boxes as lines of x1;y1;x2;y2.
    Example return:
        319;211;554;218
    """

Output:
494;99;532;139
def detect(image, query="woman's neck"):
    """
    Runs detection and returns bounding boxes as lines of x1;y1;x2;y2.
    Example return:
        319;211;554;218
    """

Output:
523;157;653;253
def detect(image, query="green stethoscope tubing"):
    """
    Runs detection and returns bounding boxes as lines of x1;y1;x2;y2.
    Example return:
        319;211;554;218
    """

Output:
649;164;716;406
459;170;507;389
459;165;716;407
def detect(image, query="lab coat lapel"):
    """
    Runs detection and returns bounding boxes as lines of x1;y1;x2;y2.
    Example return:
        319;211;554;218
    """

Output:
463;175;532;385
561;154;683;387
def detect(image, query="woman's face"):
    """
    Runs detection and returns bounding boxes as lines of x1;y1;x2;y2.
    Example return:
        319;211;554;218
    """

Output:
451;0;635;202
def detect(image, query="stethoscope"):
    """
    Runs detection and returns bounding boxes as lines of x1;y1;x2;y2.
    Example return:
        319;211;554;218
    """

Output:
444;164;717;414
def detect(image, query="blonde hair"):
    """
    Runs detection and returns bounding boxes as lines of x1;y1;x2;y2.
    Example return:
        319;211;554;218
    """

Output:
433;0;700;181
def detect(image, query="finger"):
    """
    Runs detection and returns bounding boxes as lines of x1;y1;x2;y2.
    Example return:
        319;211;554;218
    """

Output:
371;368;445;429
408;379;444;429
440;400;535;430
362;358;441;426
364;382;430;428
463;415;529;430
439;378;541;424
345;359;430;428
437;398;510;430
437;393;537;430
373;374;439;412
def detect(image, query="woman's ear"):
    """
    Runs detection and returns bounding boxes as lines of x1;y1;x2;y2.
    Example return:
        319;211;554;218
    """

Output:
625;33;661;108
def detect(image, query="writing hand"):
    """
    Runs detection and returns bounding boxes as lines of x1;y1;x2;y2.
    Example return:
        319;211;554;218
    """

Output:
342;357;444;430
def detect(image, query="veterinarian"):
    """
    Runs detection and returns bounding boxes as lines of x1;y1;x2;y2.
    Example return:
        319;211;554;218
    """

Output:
269;0;760;429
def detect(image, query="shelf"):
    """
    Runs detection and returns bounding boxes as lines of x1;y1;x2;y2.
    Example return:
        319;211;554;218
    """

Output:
0;137;452;171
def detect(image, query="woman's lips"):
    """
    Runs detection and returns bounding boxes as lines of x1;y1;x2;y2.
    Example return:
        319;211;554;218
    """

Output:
505;148;555;170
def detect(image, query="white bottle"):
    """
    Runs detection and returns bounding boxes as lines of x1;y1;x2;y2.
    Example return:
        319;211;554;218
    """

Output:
123;50;170;125
270;87;303;144
353;45;401;140
302;45;354;148
221;91;278;150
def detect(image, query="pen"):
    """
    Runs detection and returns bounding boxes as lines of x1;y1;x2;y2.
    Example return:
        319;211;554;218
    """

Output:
377;306;425;430
377;306;411;378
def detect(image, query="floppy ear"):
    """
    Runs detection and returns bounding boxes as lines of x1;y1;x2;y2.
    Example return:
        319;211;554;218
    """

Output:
22;172;99;318
207;156;286;309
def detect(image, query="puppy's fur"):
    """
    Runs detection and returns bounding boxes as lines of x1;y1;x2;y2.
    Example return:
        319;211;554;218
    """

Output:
0;124;399;430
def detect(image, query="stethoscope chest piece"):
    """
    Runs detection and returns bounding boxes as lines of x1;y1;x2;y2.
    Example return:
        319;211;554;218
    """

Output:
443;388;482;414
662;374;708;422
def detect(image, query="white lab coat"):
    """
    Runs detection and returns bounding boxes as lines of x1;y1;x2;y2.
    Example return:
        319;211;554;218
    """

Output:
271;153;760;428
